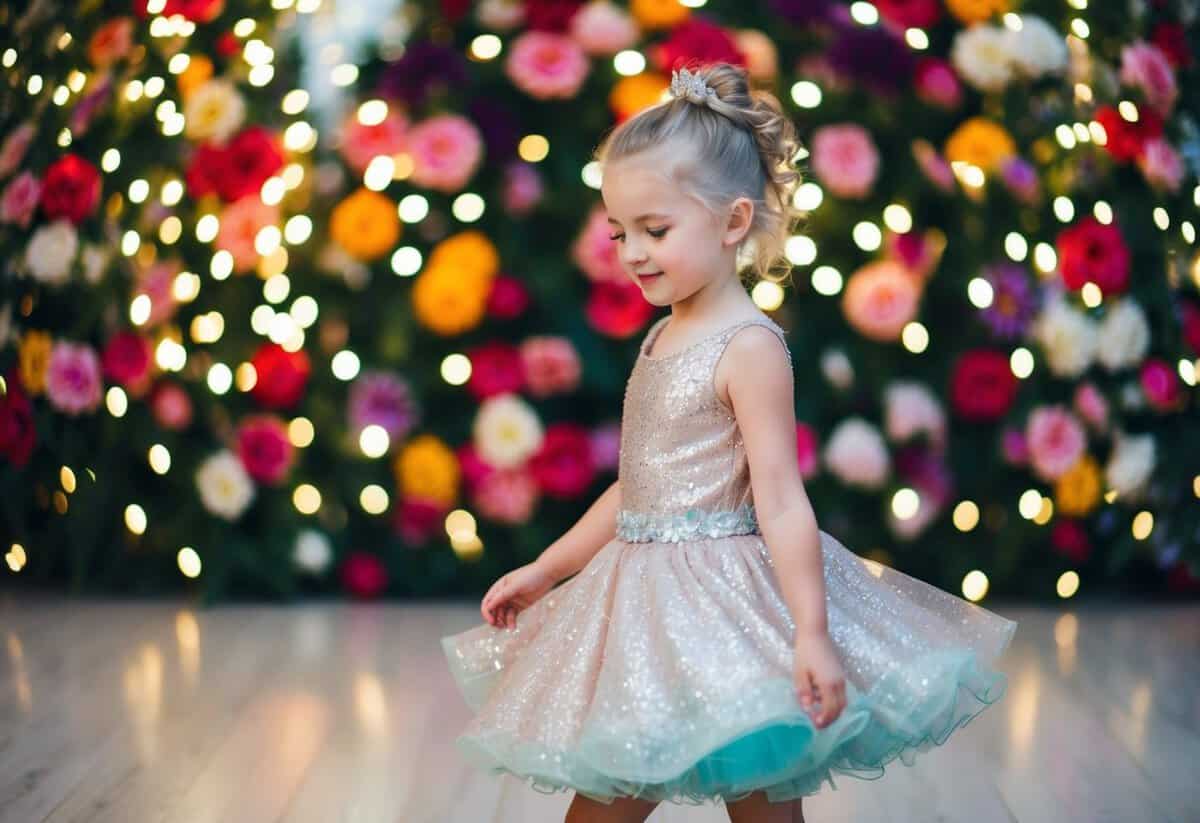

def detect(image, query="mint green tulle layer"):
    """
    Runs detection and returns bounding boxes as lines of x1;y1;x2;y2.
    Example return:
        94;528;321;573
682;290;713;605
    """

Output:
446;646;1010;806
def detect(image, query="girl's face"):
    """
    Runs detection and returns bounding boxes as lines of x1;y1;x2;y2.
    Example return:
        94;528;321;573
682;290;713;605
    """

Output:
601;154;736;307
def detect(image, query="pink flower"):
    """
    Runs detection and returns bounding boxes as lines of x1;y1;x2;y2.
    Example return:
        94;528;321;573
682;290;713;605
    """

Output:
572;205;625;283
914;58;962;109
0;122;35;178
503;162;545;215
885;229;943;280
911;139;956;193
236;415;295;485
884;381;946;452
736;30;780;82
392;497;448;547
407;114;484;194
338;110;409;174
0;171;42;228
1073;383;1109;431
87;17;135;68
842;261;921;343
150;382;193;430
568;1;638;56
1138;138;1185;193
1119;41;1177;116
1139;358;1182;411
505;31;590;100
45;341;102;416
520;336;581;397
340;552;388;598
132;261;181;328
529;422;596;499
1025;405;1086;482
467;341;526;401
101;331;154;394
486;274;532;320
472;466;539;524
217;195;281;273
455;442;496;494
810;124;879;199
589;421;621;472
795;421;819;479
1001;426;1029;466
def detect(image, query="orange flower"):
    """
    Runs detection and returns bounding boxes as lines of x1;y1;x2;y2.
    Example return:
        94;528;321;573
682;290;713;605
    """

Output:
428;230;500;289
177;55;215;100
944;117;1017;172
945;0;1011;24
609;73;669;122
631;0;690;30
18;330;53;396
1054;455;1102;517
330;189;401;262
394;433;460;505
411;266;489;337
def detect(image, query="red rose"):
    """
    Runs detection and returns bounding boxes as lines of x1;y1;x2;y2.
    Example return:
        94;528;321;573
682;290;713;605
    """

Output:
0;372;35;468
236;415;295;485
486;275;531;320
529;422;596;499
1151;22;1192;69
392;496;449;546
585;280;656;338
1181;301;1200;356
466;342;525;401
215;32;240;57
1139;358;1182;411
524;0;585;31
150;381;193;430
134;0;225;22
340;552;388;599
1051;519;1091;564
40;154;101;224
185;142;229;200
101;331;154;393
653;22;746;74
949;349;1018;422
215;126;285;203
1056;217;1131;295
250;343;311;409
1094;105;1163;163
875;0;941;28
455;442;496;494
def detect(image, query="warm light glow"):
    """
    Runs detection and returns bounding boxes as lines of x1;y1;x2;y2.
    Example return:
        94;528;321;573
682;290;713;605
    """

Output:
1153;207;1169;231
470;34;503;61
1033;243;1057;273
785;235;817;266
148;444;171;475
359;424;391;458
445;509;478;541
790;81;822;109
905;28;929;50
793;182;824;212
1005;232;1028;261
811;266;842;296
441;354;471;386
613;50;645;76
518;135;549;163
751;280;785;311
953;501;979;532
177;547;202;578
293;484;322;515
967;277;994;309
452;193;485;223
332;350;361;381
1131;510;1154;540
962;570;989;602
289;417;315;448
581;161;603;190
882;204;912;234
901;322;928;353
849;1;879;25
1053;196;1075;223
60;466;77;494
852;221;882;251
106;386;129;417
360;484;389;515
207;363;233;394
891;488;920;520
1018;489;1042;520
1010;347;1034;379
1056;571;1080;598
125;504;148;535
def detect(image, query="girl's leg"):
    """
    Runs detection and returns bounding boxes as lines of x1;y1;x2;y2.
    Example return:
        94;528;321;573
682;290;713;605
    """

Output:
725;791;804;823
564;792;660;823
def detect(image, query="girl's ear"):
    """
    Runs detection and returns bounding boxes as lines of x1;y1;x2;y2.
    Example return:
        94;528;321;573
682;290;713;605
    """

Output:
722;197;755;247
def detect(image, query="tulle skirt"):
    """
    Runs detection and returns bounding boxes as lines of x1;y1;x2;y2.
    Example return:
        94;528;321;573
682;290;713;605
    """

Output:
440;529;1017;806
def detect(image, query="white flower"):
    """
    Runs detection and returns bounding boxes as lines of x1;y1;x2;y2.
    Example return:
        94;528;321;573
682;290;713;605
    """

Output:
25;219;78;285
883;381;946;450
820;348;854;391
1105;432;1155;499
80;243;110;285
473;393;544;469
1004;16;1067;78
293;529;333;574
183;79;246;143
951;25;1014;93
196;450;255;521
476;0;526;30
1096;298;1150;372
824;418;890;490
1033;298;1096;378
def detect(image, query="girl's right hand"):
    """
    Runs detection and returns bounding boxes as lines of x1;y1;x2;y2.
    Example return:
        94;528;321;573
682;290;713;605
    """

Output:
481;561;557;630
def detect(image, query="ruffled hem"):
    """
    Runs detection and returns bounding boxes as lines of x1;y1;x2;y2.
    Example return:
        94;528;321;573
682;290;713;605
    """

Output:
450;640;1013;806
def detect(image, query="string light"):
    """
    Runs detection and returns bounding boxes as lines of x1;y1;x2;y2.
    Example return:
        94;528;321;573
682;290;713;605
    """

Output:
441;354;472;385
790;81;822;109
953;501;979;531
1056;571;1080;598
613;50;644;76
962;570;989;601
1005;232;1028;261
811;266;842;296
471;35;503;62
901;322;929;353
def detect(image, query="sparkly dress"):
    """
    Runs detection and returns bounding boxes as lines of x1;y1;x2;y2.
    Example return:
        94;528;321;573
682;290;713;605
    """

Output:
441;314;1017;806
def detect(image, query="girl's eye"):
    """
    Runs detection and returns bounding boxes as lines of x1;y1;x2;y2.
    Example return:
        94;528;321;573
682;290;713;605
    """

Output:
647;227;668;238
608;234;623;242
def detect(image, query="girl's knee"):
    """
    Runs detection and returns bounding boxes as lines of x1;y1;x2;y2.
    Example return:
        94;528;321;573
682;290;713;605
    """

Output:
565;792;659;823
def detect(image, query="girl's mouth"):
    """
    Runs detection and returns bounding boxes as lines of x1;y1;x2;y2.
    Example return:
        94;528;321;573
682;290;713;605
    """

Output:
637;272;663;284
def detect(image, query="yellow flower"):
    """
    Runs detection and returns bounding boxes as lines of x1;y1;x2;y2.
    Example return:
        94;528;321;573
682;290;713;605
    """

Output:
330;189;401;262
1054;455;1102;518
18;330;53;396
631;0;690;30
394;433;459;505
945;0;1010;24
177;55;215;101
411;265;489;337
609;73;670;122
944;117;1017;172
427;230;500;290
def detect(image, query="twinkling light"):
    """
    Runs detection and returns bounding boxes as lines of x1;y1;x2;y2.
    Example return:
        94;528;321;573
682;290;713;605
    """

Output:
470;34;503;61
1093;200;1113;224
359;424;390;458
785;235;817;266
441;354;472;386
267;313;299;346
332;350;361;381
261;176;286;205
581;161;603;189
357;99;388;126
445;509;478;541
236;363;258;392
1153;207;1169;231
196;214;220;243
967;277;994;309
1005;232;1028;261
364;155;395;191
130;294;152;326
263;273;290;304
790;81;822;109
1179;358;1197;387
211;250;234;280
793;182;823;211
6;543;27;573
1055;124;1077;149
177;547;202;578
155;338;187;372
1081;282;1103;308
518;135;549;163
961;570;989;602
1018;489;1042;519
102;148;121;172
853;221;882;251
882;204;912;234
613;50;645;76
332;63;358;87
1118;100;1138;122
207;363;233;394
148;444;171;475
953;501;979;532
125;504;148;535
849;2;879;25
1053;196;1075;223
1131;510;1154;540
1010;347;1034;379
901;322;929;353
159;216;183;245
290;296;319;328
360;485;389;515
891;488;919;520
1033;243;1057;273
1072;122;1091;143
391;246;422;277
255;225;282;257
905;28;929;50
121;230;141;256
1070;18;1089;38
293;484;322;515
452;193;485;222
250;305;274;335
1056;571;1080;598
106;386;128;417
282;89;309;114
60;466;77;494
398;194;429;223
1002;12;1022;30
811;266;842;296
289;417;315;448
751;280;785;311
284;122;317;152
1182;221;1196;244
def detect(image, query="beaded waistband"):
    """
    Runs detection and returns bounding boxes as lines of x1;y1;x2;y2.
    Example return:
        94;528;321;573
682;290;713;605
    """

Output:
615;504;760;543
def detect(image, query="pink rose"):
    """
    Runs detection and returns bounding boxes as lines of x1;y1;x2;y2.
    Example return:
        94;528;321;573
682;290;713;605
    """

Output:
407;114;484;194
236;415;295;485
1119;41;1177;116
529;422;596;499
914;58;962;109
505;31;590;100
466;341;525;401
842;261;921;343
338;110;409;174
133;261;182;328
1139;358;1182;411
0;172;42;228
217;195;281;273
150;382;193;430
796;421;819;479
0;122;35;179
568;1;638;56
472;467;539;524
486;274;531;320
1072;383;1109;431
810;124;879;199
884;381;946;452
340;552;388;599
45;341;103;416
520;336;581;397
885;229;943;280
1025;405;1086;482
1138;138;1184;193
101;331;154;394
502;161;545;215
589;421;621;472
572;205;625;283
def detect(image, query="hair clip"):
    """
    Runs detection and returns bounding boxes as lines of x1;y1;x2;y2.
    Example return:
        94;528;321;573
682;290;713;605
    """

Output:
670;67;716;104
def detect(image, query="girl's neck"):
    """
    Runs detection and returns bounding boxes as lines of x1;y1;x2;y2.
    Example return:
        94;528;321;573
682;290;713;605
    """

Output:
668;270;757;329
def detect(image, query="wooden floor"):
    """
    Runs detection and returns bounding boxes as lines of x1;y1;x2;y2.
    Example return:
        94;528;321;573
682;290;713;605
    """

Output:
0;593;1196;823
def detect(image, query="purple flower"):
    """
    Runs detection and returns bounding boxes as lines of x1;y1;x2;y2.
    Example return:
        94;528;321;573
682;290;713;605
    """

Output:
468;97;521;161
827;23;914;96
768;0;836;26
1000;156;1040;204
377;42;469;108
895;445;953;507
980;263;1039;340
347;371;418;440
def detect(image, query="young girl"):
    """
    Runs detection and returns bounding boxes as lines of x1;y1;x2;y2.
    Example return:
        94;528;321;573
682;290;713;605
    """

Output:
441;62;1018;823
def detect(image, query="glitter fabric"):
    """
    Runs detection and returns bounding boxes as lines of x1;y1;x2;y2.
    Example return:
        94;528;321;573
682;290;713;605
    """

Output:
441;314;1018;806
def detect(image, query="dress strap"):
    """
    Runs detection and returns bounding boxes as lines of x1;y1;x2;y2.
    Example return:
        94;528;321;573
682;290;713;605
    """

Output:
716;317;792;367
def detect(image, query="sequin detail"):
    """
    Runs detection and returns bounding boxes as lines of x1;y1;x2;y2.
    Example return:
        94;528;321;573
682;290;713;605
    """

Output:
616;503;759;542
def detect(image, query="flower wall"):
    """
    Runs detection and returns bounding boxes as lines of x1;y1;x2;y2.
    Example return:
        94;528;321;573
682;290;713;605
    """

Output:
1;0;1198;601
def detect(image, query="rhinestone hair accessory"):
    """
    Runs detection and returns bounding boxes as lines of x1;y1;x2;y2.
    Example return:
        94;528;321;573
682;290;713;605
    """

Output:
670;67;717;105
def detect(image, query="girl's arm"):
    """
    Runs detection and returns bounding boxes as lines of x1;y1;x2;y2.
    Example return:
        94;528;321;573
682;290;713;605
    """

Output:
534;478;622;584
722;326;828;636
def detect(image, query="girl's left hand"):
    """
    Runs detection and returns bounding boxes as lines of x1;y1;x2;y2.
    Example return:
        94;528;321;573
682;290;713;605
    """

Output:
793;630;846;729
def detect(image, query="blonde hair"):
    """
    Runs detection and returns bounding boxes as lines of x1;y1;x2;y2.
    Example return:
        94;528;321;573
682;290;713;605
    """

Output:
593;62;804;285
